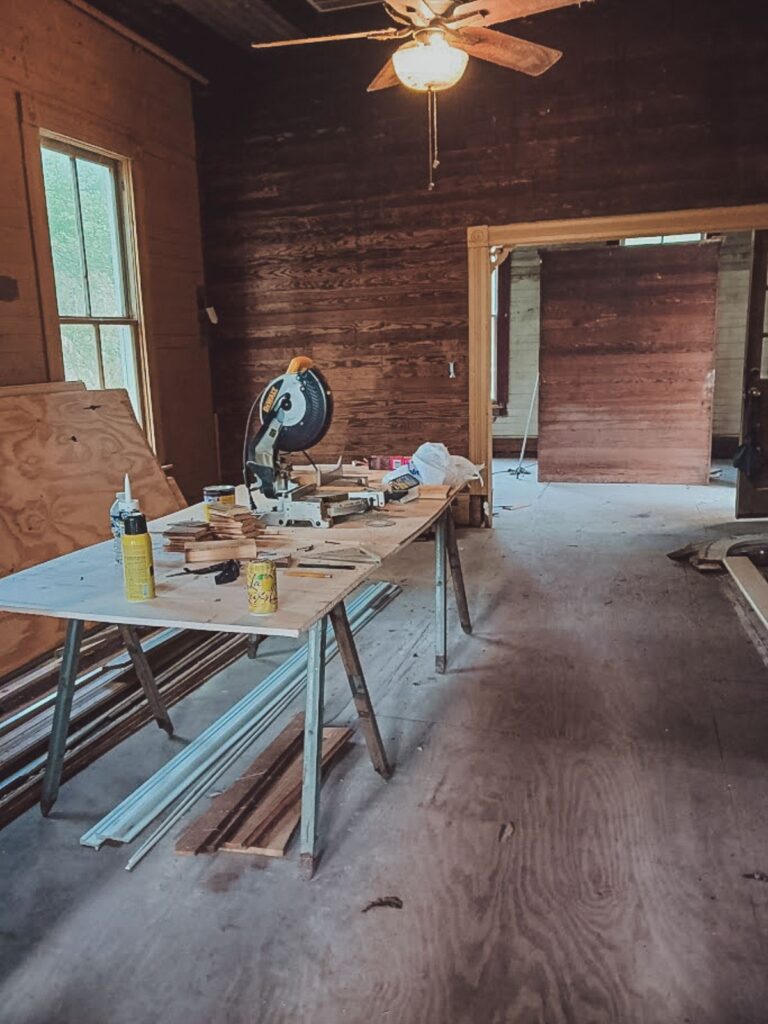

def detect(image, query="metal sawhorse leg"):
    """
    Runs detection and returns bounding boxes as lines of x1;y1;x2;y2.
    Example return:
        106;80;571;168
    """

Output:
117;624;174;737
299;600;392;878
299;503;473;875
40;619;174;816
435;506;472;673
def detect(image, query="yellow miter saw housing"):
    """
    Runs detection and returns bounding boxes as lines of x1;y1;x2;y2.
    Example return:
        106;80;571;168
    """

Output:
243;357;382;527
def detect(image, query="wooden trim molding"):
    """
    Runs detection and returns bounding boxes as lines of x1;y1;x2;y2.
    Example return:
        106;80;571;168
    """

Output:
467;204;768;521
486;205;768;248
16;96;64;381
495;254;511;418
467;231;493;516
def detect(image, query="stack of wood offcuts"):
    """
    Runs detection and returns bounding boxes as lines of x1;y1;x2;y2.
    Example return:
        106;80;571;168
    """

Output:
163;502;265;562
176;714;351;858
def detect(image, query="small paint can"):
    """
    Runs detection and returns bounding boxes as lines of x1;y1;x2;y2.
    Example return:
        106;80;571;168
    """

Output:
246;559;278;614
203;484;236;521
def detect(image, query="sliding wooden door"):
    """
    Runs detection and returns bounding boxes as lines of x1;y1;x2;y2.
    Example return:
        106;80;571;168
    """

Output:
538;243;720;484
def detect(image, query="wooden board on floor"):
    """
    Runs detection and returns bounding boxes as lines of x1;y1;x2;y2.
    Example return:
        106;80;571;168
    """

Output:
221;726;352;857
176;719;351;858
0;388;183;678
538;243;721;484
175;714;306;855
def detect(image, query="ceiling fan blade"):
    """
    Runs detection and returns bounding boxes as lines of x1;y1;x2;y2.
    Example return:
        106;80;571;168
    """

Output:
251;27;402;48
385;1;436;27
451;0;591;28
367;57;401;91
450;26;562;75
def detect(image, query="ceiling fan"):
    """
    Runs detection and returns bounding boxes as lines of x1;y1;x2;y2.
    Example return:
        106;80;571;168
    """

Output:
252;0;593;188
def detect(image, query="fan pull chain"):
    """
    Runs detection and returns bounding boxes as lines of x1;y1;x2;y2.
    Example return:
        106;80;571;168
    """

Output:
427;88;440;191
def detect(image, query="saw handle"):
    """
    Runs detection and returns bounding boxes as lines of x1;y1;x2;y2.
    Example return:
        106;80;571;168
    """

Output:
286;355;314;374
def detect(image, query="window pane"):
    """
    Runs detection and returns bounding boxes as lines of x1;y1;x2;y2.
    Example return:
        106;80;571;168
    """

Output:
662;232;704;243
623;235;664;246
61;324;100;389
41;148;88;316
76;157;127;317
101;324;142;422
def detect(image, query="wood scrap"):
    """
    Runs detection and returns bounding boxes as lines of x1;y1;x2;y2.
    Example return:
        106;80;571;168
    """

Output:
163;520;213;552
207;503;262;539
221;726;351;856
162;472;188;510
175;721;352;859
175;714;305;855
184;539;261;563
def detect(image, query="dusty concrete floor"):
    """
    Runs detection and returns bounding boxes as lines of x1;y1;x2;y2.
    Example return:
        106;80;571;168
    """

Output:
1;463;768;1024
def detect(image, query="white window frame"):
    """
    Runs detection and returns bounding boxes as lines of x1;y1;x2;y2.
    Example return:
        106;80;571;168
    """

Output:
39;132;146;423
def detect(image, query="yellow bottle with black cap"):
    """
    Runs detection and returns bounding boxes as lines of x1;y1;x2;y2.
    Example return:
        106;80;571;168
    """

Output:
121;511;156;601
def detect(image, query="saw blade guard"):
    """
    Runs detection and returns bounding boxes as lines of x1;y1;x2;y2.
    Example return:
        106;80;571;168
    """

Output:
259;363;333;453
243;358;334;500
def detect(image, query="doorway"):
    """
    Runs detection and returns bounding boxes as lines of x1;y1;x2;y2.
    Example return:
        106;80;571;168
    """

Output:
467;206;768;520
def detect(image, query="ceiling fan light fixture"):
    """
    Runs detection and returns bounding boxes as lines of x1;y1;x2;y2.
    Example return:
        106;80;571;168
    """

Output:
391;31;469;92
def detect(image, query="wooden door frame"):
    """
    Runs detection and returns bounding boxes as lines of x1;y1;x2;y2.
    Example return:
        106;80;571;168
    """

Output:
468;204;768;519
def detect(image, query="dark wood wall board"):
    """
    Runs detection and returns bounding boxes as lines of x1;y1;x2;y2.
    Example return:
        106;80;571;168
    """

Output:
196;0;768;472
0;0;218;499
537;243;721;484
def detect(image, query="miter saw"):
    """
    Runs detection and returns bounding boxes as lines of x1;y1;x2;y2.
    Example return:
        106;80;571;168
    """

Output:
243;356;384;528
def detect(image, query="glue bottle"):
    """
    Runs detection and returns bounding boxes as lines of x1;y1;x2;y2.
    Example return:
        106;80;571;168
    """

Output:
110;474;140;564
121;511;156;601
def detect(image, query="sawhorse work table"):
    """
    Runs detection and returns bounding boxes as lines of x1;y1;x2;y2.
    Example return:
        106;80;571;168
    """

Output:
0;492;471;876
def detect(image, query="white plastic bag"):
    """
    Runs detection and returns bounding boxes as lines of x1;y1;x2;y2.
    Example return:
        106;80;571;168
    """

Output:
411;443;482;489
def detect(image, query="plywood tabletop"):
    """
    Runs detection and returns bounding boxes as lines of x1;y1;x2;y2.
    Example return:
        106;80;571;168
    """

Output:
0;491;450;639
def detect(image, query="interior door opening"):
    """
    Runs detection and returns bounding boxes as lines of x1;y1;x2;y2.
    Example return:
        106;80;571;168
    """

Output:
488;229;765;518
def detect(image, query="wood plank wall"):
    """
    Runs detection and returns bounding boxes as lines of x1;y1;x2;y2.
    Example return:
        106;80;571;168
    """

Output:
537;243;720;484
0;0;218;498
196;0;768;481
492;234;753;451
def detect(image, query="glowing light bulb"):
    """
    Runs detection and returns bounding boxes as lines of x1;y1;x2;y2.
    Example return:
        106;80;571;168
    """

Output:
392;31;469;92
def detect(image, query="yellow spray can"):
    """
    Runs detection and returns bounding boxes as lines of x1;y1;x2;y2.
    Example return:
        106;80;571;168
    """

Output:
121;512;156;601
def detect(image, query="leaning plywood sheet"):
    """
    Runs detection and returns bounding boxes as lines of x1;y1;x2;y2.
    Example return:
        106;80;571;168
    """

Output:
0;381;85;399
0;388;183;677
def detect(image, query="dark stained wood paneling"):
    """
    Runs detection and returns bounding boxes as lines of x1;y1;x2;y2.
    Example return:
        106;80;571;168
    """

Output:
538;243;720;484
196;0;768;479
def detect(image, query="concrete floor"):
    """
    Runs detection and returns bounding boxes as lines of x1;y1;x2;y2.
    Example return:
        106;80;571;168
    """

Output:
1;463;768;1023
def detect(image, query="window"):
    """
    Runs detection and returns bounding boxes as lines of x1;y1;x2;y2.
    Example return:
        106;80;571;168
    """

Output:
40;138;143;422
622;232;704;247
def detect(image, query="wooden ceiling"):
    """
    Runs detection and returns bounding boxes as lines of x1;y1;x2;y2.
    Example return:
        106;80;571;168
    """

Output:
83;0;393;76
